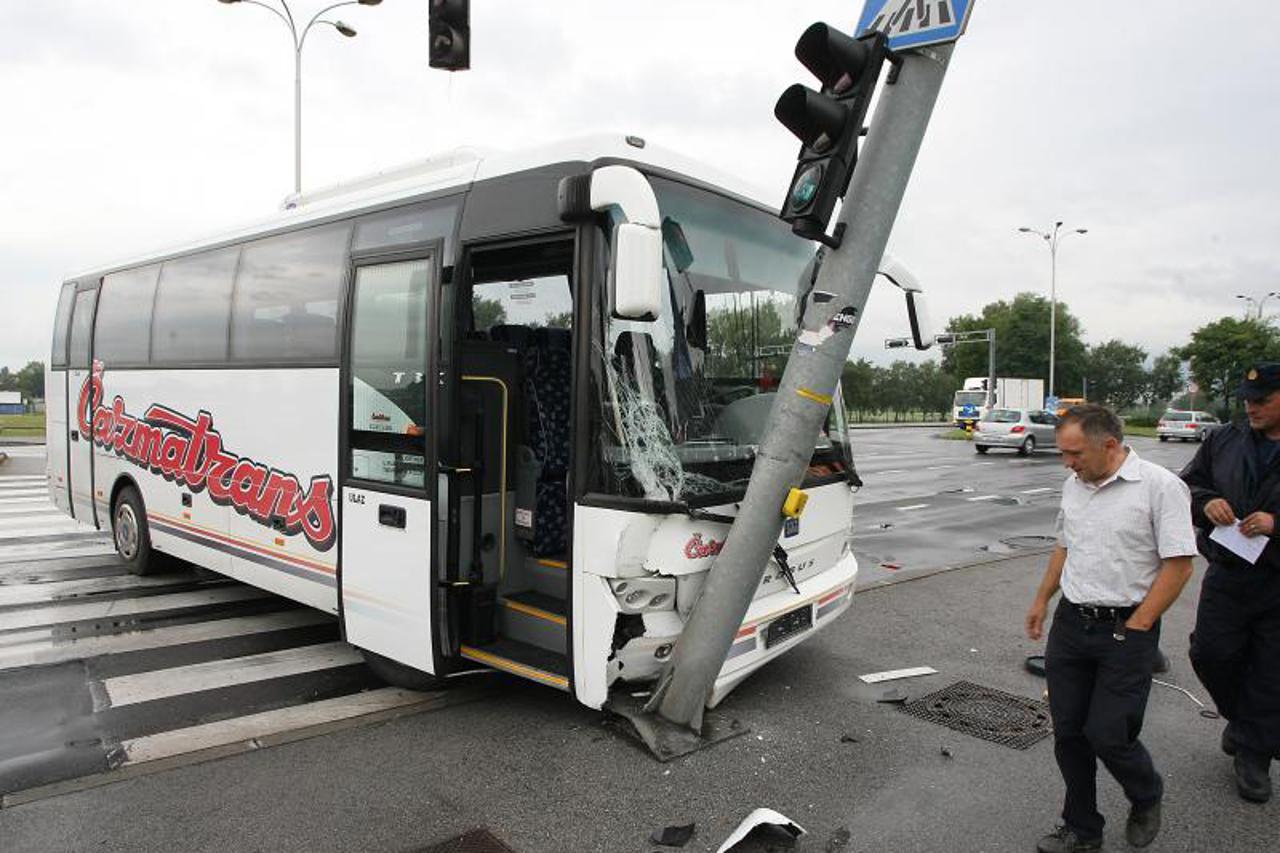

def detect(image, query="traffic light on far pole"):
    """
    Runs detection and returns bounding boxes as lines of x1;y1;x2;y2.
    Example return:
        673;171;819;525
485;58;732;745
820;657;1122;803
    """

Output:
775;25;891;245
429;0;469;71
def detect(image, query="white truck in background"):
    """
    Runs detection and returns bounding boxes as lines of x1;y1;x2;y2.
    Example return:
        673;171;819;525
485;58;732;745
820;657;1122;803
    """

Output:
952;376;1045;425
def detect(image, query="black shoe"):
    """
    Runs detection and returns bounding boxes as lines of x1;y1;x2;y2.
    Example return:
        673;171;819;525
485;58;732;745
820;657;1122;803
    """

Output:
1234;750;1273;803
1036;825;1103;852
1222;723;1237;756
1126;801;1161;848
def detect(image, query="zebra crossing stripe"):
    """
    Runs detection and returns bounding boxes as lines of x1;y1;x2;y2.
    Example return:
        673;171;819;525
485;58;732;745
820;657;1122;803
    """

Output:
119;687;442;765
0;541;116;564
0;505;62;516
101;641;364;708
0;572;213;608
0;608;332;671
1;585;269;632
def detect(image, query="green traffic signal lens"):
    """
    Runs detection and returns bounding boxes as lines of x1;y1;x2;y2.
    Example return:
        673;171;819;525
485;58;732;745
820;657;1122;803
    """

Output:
791;164;824;211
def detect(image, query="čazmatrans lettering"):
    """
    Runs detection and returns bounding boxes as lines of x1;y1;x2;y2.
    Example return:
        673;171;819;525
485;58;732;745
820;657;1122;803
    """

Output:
78;360;335;550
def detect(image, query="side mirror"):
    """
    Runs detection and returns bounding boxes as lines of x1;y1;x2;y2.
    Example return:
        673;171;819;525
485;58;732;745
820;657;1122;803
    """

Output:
585;165;664;321
613;223;663;320
905;291;932;350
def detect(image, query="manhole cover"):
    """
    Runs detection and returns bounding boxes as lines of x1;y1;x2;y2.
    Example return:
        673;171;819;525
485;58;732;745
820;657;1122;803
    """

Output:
899;680;1051;749
1001;535;1057;550
415;828;518;853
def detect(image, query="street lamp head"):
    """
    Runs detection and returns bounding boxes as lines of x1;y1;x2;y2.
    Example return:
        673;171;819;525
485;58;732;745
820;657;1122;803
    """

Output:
1075;228;1088;235
335;21;357;37
358;0;383;5
217;0;241;4
1236;294;1249;300
1018;227;1033;233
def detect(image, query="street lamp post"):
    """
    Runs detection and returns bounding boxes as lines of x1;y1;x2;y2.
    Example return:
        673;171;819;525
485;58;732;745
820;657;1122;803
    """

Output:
217;0;382;194
1018;222;1088;399
1235;292;1279;321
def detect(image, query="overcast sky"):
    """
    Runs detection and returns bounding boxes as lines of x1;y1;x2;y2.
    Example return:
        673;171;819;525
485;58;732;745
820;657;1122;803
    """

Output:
3;1;1278;374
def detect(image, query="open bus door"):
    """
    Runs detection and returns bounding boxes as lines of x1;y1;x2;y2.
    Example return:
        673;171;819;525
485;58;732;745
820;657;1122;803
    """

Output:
66;282;100;527
339;255;439;675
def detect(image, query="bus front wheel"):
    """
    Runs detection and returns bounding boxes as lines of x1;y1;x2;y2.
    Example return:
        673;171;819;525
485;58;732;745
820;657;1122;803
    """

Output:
113;486;156;576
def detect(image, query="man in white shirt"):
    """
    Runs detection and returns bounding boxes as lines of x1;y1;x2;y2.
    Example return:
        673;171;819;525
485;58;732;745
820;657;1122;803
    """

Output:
1025;404;1196;852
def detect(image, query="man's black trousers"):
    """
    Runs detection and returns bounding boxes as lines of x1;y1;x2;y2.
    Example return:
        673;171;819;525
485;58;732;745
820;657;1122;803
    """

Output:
1045;600;1163;841
1189;562;1280;758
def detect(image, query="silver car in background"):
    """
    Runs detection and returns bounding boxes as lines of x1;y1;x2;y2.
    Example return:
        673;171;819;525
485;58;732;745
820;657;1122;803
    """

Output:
1156;409;1219;442
974;408;1059;456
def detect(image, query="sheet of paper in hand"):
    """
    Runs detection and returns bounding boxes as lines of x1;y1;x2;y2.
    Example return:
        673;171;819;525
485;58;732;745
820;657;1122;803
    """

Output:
1210;523;1268;565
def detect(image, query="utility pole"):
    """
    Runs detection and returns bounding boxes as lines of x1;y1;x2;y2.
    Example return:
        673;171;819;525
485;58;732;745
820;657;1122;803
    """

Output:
646;21;962;741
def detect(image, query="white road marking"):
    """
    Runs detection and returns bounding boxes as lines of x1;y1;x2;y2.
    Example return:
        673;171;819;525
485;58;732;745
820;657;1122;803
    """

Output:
0;514;87;531
120;687;435;765
974;461;995;466
897;503;930;511
0;489;49;499
0;476;48;484
0;609;331;671
0;541;115;564
101;641;363;708
925;465;954;470
0;495;51;505
1020;487;1054;494
0;505;61;516
1;585;269;632
967;495;1002;502
878;469;907;474
0;572;209;607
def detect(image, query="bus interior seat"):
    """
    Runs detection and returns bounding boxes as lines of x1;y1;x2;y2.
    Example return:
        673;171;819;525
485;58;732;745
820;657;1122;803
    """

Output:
522;327;571;557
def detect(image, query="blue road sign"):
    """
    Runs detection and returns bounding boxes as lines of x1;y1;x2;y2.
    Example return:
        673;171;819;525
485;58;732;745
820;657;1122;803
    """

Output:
857;0;975;51
1045;395;1060;412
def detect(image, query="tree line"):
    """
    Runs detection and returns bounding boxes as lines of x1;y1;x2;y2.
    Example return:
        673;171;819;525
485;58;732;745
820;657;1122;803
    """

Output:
0;362;44;402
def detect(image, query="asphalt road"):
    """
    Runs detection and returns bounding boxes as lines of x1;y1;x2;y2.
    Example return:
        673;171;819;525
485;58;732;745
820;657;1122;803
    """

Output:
849;429;1200;587
4;431;1268;853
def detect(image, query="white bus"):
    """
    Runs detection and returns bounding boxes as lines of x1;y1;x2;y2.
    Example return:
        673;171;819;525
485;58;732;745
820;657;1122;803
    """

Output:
46;135;859;711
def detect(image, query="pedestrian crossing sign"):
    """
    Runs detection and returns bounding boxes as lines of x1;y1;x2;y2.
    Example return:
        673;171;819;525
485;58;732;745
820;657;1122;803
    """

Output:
856;0;975;51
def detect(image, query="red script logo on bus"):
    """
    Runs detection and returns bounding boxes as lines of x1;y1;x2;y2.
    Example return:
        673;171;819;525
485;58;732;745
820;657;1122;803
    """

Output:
78;361;335;551
683;533;724;560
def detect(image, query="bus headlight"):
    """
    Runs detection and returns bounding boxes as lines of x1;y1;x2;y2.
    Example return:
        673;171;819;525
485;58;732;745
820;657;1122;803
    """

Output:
609;576;677;614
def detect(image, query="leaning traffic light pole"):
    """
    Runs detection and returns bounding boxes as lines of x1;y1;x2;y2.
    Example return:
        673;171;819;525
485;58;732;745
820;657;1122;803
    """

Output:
645;26;960;739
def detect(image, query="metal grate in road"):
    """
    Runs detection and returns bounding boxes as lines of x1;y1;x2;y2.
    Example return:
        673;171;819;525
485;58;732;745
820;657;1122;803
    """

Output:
415;828;518;853
899;680;1051;749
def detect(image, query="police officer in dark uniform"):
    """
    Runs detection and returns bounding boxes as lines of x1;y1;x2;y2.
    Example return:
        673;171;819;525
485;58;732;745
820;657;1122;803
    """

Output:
1182;362;1280;803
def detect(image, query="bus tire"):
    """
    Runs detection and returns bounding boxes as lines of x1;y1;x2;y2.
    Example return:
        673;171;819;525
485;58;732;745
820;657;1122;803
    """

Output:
113;486;156;576
975;445;989;454
360;649;447;692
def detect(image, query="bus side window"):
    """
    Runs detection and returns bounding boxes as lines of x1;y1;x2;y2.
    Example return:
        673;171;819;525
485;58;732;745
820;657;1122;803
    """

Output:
152;248;238;365
50;282;77;369
67;287;99;370
97;266;160;366
231;222;350;363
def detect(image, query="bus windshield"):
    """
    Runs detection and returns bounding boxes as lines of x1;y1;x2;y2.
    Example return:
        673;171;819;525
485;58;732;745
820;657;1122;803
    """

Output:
592;177;854;506
954;390;987;406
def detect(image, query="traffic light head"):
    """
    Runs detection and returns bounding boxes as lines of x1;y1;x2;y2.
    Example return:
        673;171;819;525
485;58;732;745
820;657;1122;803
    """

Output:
775;25;890;244
933;333;956;345
429;0;470;71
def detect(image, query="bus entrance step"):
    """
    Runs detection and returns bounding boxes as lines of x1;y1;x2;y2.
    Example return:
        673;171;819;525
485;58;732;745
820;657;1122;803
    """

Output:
499;591;566;653
525;556;568;599
459;638;569;692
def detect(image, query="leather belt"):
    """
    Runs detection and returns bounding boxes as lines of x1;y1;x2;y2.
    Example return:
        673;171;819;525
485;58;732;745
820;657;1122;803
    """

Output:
1067;601;1138;621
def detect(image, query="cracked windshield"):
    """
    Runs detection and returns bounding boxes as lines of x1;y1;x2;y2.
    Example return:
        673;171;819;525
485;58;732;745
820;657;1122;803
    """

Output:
596;177;852;505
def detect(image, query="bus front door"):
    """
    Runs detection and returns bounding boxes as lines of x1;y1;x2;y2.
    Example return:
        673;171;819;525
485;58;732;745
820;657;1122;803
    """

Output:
339;257;438;674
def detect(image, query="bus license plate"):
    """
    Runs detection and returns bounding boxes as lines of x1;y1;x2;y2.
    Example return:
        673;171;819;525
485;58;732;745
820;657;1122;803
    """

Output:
764;605;813;649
